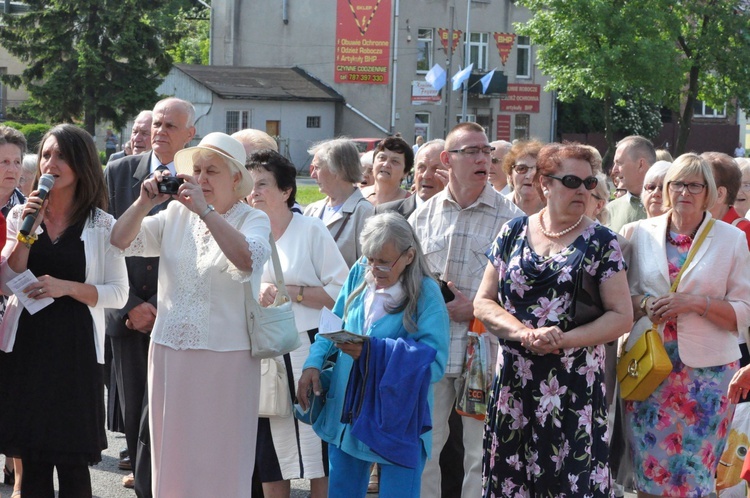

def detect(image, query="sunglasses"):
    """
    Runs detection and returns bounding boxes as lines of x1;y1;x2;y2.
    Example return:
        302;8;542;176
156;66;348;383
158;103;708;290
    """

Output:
544;174;598;190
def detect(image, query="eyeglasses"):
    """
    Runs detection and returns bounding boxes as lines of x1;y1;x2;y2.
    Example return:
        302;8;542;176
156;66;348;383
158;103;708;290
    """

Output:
512;164;537;175
491;157;501;164
643;183;663;193
358;247;411;273
668;181;706;195
741;182;750;191
447;146;495;156
544;174;598;190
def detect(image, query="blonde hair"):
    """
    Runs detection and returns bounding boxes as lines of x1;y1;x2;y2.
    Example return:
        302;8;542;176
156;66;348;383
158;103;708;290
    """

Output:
662;153;717;211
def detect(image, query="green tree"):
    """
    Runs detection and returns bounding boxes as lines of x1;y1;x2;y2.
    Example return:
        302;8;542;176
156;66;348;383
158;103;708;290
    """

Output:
0;1;196;134
168;6;210;65
518;0;750;157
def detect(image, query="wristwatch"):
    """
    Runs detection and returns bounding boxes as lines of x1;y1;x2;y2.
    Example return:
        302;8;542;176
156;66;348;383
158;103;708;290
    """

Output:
639;293;651;313
296;286;305;303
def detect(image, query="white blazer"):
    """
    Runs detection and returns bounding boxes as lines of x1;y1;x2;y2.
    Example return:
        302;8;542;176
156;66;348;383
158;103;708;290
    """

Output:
626;212;750;368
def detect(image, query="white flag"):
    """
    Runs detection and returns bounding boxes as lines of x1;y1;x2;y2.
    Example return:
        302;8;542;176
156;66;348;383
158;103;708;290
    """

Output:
425;63;446;92
480;68;497;94
451;63;474;91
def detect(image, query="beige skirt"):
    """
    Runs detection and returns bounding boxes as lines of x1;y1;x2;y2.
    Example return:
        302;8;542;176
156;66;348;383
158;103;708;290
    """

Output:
149;343;260;497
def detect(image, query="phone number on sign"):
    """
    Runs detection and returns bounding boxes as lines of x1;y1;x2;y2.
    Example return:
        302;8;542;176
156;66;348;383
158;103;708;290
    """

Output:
339;73;386;83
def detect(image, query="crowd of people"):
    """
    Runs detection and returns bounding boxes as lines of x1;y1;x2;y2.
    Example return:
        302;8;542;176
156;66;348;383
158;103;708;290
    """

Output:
0;100;749;498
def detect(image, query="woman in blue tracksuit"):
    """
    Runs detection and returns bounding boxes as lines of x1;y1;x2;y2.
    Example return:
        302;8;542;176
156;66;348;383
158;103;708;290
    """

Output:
297;212;449;498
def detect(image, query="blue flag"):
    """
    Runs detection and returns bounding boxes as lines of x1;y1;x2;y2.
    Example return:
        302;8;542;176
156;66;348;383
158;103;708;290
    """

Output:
425;64;447;91
480;68;497;93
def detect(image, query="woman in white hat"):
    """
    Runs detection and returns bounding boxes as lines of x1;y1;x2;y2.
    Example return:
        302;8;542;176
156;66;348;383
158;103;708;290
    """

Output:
110;132;271;497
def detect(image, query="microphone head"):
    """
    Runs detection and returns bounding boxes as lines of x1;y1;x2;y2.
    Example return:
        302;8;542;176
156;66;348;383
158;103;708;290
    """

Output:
38;173;55;192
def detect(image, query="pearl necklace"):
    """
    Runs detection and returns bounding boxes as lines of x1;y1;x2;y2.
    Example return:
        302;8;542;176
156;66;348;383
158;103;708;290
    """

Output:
537;207;584;239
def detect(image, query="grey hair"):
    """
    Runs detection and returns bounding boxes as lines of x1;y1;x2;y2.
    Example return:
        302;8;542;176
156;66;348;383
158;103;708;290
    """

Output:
643;160;671;188
154;97;196;127
308;138;362;183
344;212;435;332
22;153;38;175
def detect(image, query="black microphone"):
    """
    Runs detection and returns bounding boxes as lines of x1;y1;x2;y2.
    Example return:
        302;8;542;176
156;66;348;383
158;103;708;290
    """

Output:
19;173;55;236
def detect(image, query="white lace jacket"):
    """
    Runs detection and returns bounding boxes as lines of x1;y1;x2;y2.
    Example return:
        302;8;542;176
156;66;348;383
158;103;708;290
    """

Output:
0;207;129;363
121;201;271;351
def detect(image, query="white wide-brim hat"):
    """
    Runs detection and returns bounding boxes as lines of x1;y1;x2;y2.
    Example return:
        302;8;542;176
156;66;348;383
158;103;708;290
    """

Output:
174;132;254;198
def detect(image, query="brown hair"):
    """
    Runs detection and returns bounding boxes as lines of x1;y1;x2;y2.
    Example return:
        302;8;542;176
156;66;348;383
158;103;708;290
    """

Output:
39;124;107;225
502;139;544;176
701;151;740;206
535;142;601;199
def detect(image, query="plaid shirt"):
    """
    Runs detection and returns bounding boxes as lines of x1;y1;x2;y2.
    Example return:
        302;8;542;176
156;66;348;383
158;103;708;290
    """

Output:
409;184;522;375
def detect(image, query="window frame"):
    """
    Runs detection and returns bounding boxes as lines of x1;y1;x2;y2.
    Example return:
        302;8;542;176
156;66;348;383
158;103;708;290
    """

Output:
516;35;531;79
468;32;489;71
416;28;433;74
693;100;726;118
226;110;251;134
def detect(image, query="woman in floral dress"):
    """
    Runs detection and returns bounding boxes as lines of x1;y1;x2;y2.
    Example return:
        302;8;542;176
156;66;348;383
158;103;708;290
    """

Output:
474;143;633;497
623;154;750;497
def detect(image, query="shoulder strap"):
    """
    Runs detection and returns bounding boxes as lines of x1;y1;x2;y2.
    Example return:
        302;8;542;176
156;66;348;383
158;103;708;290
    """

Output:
670;219;715;291
268;234;291;304
732;217;748;227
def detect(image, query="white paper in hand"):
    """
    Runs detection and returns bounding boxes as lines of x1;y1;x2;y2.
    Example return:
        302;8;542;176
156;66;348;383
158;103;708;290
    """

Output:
317;307;366;344
6;270;55;315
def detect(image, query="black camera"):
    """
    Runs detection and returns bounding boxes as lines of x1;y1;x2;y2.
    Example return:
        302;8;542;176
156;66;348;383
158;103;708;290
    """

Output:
157;176;184;195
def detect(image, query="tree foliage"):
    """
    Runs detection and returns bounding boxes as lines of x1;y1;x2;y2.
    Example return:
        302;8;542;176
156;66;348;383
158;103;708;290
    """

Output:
0;0;197;134
168;6;210;65
518;0;750;155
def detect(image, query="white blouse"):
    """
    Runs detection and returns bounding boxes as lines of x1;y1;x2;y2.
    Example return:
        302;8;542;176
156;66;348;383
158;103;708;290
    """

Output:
122;201;271;351
261;214;348;332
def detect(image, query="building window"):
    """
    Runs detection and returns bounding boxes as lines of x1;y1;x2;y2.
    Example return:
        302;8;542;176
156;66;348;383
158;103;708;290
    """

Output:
693;100;726;118
516;36;531;79
514;114;530;140
226;110;250;134
416;28;433;74
415;112;430;142
468;32;489;71
456;114;477;125
306;116;321;128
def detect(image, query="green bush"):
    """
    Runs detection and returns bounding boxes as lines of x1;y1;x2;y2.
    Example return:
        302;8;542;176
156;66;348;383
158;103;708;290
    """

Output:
19;123;51;153
1;120;25;131
99;151;107;166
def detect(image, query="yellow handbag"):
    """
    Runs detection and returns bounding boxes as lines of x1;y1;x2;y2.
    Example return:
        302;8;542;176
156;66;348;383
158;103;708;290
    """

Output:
617;326;672;401
617;219;715;401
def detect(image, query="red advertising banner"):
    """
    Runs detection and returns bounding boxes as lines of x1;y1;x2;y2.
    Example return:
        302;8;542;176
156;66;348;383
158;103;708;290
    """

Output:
496;115;511;141
500;83;541;113
493;32;516;66
335;0;391;85
438;28;462;53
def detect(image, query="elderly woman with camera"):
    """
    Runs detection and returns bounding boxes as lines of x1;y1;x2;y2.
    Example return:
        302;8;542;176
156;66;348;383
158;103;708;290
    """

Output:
297;213;449;498
110;132;271;497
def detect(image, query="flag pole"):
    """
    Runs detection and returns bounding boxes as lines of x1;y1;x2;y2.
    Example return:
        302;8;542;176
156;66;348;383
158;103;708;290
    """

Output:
460;0;471;122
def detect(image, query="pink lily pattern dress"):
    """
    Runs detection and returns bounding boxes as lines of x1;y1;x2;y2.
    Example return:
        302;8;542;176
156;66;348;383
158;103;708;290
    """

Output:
482;217;625;498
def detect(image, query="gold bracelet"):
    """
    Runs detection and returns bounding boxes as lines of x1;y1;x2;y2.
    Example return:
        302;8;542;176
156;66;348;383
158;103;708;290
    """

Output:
16;232;38;249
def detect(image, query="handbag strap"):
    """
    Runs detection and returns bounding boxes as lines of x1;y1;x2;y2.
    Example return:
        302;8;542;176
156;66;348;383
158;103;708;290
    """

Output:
669;218;714;292
267;234;291;305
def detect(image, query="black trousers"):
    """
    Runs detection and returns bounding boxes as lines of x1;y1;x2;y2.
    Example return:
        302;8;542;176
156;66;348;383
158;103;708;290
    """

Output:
22;460;91;498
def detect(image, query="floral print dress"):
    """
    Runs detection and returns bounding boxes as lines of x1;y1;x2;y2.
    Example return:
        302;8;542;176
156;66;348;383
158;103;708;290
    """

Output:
624;231;738;497
482;217;625;498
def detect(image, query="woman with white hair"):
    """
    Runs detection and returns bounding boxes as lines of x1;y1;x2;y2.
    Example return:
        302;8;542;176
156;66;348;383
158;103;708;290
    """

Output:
110;132;271;496
297;212;449;498
734;158;750;217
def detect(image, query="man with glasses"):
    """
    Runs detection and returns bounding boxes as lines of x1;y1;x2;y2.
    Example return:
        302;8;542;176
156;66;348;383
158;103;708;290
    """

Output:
608;135;656;232
488;140;512;194
409;122;522;498
702;152;750;246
